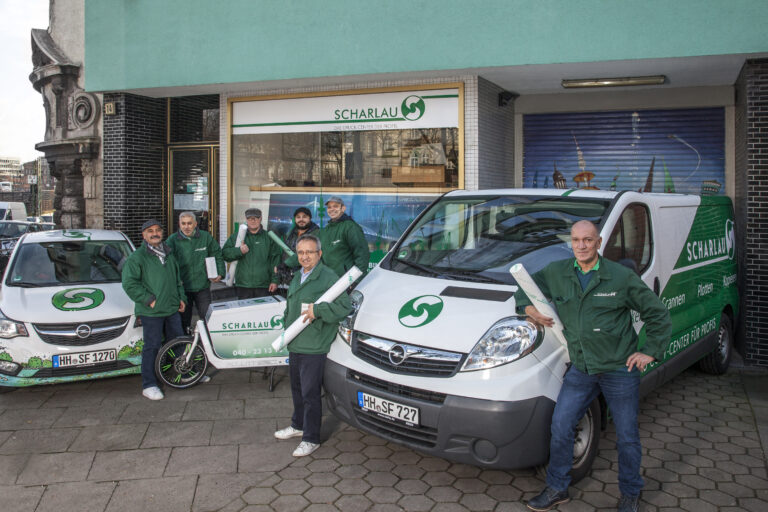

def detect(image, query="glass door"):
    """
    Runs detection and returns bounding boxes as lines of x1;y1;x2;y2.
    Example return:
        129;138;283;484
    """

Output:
168;146;218;239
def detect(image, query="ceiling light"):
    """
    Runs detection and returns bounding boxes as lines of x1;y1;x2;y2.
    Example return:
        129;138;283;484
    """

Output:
561;75;667;88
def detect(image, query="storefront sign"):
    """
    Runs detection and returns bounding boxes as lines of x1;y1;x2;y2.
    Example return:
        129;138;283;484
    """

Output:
233;88;459;134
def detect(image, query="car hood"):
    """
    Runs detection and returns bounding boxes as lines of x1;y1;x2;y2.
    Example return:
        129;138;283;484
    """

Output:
353;266;519;353
0;282;134;322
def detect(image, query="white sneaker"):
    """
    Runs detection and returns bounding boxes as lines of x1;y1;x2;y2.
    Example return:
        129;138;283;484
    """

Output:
274;425;303;440
142;386;164;400
292;441;320;457
199;375;211;384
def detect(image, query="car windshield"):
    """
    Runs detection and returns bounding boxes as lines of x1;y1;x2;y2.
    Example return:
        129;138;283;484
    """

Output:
388;195;610;284
0;222;28;238
6;240;133;286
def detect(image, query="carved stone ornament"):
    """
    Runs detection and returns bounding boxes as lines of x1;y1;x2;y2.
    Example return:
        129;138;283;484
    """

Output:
69;93;100;130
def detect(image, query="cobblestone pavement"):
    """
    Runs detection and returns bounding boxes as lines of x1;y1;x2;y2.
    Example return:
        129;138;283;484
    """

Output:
0;364;766;512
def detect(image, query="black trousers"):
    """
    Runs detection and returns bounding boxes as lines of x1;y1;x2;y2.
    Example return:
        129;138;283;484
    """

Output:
180;288;212;333
289;352;327;444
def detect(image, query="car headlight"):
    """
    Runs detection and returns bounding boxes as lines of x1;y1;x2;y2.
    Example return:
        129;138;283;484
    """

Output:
0;309;28;339
461;317;542;371
338;290;364;345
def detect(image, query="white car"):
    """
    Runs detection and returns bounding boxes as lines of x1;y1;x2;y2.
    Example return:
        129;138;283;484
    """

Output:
0;229;143;388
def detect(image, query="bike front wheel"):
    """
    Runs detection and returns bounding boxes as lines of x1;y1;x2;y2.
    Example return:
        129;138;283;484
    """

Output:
155;336;209;389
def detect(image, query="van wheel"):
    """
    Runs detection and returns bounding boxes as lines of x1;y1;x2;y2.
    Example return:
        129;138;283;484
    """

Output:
155;337;208;389
569;397;601;484
698;314;733;375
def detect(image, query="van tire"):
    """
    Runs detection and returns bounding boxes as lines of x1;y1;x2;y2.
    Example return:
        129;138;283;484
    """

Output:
698;313;733;375
155;336;208;389
536;397;601;484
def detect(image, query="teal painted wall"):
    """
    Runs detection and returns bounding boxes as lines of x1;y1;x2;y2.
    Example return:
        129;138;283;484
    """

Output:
84;0;768;92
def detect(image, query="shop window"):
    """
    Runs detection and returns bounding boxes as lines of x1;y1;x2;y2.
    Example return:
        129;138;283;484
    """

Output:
604;204;652;274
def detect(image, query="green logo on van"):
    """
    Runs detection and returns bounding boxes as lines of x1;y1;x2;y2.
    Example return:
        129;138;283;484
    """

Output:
52;288;105;311
725;219;736;259
62;230;92;240
401;96;425;121
398;295;443;328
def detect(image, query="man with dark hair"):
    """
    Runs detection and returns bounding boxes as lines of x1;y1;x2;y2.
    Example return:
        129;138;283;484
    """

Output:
277;206;320;287
167;211;224;333
274;234;352;457
122;219;186;400
518;220;671;512
222;208;281;299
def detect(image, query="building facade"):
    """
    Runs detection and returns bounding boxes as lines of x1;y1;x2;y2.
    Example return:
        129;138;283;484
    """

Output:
58;0;768;365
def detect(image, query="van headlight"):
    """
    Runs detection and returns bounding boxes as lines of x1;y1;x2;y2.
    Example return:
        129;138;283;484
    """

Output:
0;309;28;339
338;290;364;345
461;317;541;371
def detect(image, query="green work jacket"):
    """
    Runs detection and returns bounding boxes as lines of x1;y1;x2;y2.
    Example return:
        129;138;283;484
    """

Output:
167;229;225;292
222;228;281;288
283;263;352;354
317;214;370;277
515;257;671;374
122;243;187;318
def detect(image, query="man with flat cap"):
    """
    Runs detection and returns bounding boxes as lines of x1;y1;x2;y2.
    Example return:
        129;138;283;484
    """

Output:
318;196;369;278
122;219;187;400
222;208;282;299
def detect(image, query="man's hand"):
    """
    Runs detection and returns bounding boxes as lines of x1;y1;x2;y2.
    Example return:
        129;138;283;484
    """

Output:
626;352;654;372
210;276;222;283
240;243;249;255
525;305;554;327
149;300;156;309
179;300;186;313
268;283;278;293
301;304;315;323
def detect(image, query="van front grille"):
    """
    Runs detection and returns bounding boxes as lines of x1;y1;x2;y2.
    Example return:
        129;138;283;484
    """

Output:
352;332;464;377
33;317;130;346
347;370;446;404
353;408;438;448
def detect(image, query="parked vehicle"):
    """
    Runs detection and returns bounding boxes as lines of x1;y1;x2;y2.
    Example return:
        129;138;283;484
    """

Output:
0;182;12;193
0;202;27;221
0;229;143;389
0;221;44;270
324;189;738;481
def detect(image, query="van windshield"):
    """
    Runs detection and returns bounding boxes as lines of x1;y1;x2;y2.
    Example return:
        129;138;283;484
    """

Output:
6;241;133;287
388;195;610;284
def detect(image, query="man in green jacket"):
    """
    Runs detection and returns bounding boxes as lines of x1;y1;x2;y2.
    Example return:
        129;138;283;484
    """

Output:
518;220;670;512
122;219;187;401
167;211;225;333
274;234;352;457
318;196;369;278
222;208;281;299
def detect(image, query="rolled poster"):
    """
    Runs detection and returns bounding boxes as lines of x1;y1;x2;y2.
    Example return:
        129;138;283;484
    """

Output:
272;265;363;351
510;263;568;348
205;257;218;279
225;224;248;287
267;230;295;257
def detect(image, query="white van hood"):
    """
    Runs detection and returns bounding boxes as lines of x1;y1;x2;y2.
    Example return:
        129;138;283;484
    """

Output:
354;266;518;353
0;282;133;322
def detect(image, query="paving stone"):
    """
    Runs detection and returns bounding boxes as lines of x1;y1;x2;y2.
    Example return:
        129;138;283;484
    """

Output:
447;463;481;478
363;458;395;472
389;450;421;465
366;485;403;503
642;490;679;507
0;427;79;454
210;418;275;445
395;478;429;495
163;383;221;402
274;477;311;495
486;484;523;502
335;477;372;495
581;490;622;508
679;498;719;512
362;445;393;459
270;494;310;512
334;451;366;465
0;390;53;409
278;466;310;479
304;485;341;504
17;450;94;485
398;494;435;511
0;483;46;512
453;476;488;493
392;464;425;480
698;466;735;482
365;470;398;487
36;480;116;512
90;448;170;480
306;471;341;487
0;454;28;485
334;463;366;479
184;399;244;420
193;473;273;512
166;444;238;476
336;494;373;512
53;402;128;427
70;423;147;451
699;489;738;507
143;420;213;448
242;486;279;505
118;400;187;423
459;493;496;511
243;397;294;419
105;475;197;512
238;442;296;473
0;407;64;430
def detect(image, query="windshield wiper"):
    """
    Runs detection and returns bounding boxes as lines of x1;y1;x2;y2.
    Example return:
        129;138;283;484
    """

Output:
437;269;507;284
393;257;445;278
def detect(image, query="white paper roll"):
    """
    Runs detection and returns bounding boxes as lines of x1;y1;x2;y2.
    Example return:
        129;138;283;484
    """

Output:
272;265;363;351
225;224;249;287
510;263;568;348
205;257;218;279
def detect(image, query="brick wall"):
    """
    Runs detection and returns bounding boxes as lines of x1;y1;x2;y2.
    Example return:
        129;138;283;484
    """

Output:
102;93;167;246
735;58;768;366
477;77;515;189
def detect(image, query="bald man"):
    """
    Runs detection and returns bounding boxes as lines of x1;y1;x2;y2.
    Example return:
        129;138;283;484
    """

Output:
516;220;671;512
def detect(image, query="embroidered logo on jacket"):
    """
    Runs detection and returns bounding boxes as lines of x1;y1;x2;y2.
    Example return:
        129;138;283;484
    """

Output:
593;292;617;297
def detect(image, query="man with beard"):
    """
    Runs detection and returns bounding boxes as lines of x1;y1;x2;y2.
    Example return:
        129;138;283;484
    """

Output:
122;219;186;400
277;207;320;287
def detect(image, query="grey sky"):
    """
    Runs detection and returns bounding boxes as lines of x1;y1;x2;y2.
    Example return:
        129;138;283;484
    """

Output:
0;0;50;163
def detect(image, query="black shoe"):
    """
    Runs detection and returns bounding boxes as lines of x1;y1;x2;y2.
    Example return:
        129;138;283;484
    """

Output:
618;494;639;512
526;487;570;511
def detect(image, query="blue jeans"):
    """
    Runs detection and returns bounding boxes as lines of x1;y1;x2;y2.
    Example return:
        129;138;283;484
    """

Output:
546;365;643;497
289;352;327;444
140;313;184;389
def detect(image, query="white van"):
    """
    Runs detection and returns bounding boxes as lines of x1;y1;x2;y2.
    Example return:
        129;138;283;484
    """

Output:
324;189;738;480
0;202;27;221
0;229;143;388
